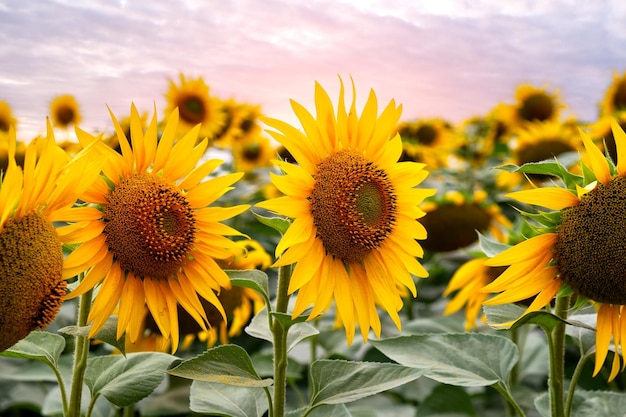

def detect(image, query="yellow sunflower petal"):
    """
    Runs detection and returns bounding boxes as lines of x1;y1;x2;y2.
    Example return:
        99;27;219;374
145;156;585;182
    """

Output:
484;233;558;267
594;303;614;376
580;127;611;185
506;187;579;210
276;217;314;258
611;119;626;177
87;266;124;338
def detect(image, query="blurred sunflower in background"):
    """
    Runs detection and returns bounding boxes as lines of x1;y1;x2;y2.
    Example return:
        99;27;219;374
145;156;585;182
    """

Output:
508;83;563;128
63;104;249;352
256;78;435;343
419;189;512;253
483;121;626;381
232;134;276;174
50;94;82;129
395;117;458;169
0;123;102;351
599;70;626;117
0;101;17;135
164;73;227;144
496;120;583;190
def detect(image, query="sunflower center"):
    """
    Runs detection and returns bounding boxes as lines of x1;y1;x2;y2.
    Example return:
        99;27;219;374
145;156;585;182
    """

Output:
56;106;76;126
519;93;554;122
415;125;437;145
242;143;261;161
179;96;206;125
554;176;626;304
0;213;65;351
103;172;196;280
0;117;9;132
420;203;492;252
310;150;397;264
613;80;626;112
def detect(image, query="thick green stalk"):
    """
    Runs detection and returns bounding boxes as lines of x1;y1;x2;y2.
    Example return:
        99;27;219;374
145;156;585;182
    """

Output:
68;286;93;417
547;295;571;417
272;265;292;417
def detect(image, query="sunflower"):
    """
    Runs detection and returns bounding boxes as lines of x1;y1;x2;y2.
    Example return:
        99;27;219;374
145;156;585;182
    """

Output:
0;101;17;134
482;121;626;380
419;189;512;253
588;111;626;165
443;257;507;331
102;111;149;154
496;120;583;190
50;94;82;128
0;124;102;351
232;134;276;173
599;70;626;117
63;104;250;352
256;78;435;343
164;73;227;143
509;84;563;127
395;118;458;169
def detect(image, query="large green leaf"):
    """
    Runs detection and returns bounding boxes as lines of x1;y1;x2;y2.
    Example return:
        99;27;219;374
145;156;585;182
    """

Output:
167;344;272;387
572;390;626;417
190;381;269;417
0;331;65;368
228;269;271;306
84;352;176;407
309;359;427;406
371;333;518;387
484;304;596;332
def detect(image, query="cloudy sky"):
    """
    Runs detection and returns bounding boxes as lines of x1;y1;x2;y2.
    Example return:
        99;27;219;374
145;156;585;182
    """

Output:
1;0;626;140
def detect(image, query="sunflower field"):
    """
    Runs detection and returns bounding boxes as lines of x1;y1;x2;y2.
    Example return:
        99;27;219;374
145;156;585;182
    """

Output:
2;71;626;417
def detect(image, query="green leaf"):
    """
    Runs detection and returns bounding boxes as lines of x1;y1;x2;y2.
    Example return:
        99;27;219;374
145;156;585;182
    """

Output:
85;352;176;407
245;308;319;352
417;384;477;416
477;232;510;257
309;359;427;406
0;331;65;368
371;333;518;387
571;390;626;417
190;381;269;417
252;210;291;235
287;404;353;417
484;304;596;332
59;316;126;354
167;344;272;387
228;268;271;306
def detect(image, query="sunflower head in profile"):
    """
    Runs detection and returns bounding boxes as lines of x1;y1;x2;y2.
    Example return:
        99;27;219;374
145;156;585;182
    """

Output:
256;78;436;343
0;123;102;351
0;101;17;134
510;84;563;127
50;94;82;129
496;120;583;190
483;120;626;380
419;189;512;253
395;118;458;169
164;73;227;144
599;70;626;117
64;103;250;352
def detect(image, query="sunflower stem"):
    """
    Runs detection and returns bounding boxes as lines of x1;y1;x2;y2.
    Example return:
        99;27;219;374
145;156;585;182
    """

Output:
547;294;570;417
273;264;292;417
565;351;592;417
68;284;93;417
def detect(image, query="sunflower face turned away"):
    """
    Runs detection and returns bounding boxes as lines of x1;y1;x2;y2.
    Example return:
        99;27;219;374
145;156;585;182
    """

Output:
65;104;249;352
483;121;626;380
0;125;102;351
256;78;435;343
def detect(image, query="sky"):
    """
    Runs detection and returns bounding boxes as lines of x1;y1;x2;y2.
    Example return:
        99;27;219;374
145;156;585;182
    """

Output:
1;0;626;140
